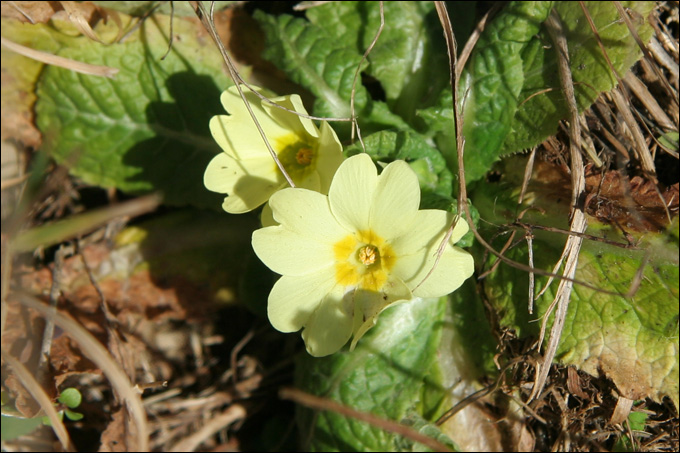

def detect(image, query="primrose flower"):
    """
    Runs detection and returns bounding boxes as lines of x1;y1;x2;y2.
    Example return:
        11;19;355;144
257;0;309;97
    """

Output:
252;154;474;357
204;85;344;213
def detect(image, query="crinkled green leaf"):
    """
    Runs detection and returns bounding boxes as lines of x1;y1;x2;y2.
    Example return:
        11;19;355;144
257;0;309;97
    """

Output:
305;2;449;123
420;1;554;184
295;297;455;452
420;1;654;184
473;158;679;406
253;10;409;140
502;1;656;153
34;15;231;209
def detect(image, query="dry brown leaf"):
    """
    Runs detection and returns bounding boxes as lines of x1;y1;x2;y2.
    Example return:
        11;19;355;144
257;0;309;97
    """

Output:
98;407;129;452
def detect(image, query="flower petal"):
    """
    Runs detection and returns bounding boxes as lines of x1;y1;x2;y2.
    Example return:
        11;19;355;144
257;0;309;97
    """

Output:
268;188;349;244
315;121;344;194
329;154;377;232
220;85;277;117
260;202;277;227
252;225;337;276
348;275;412;350
267;271;337;333
210;114;290;162
302;285;353;357
369;160;421;239
395;244;474;298
204;153;285;213
261;93;319;140
211;88;292;161
390;210;468;255
295;167;321;192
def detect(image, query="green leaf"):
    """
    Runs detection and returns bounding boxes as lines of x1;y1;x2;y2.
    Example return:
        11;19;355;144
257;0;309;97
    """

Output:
501;1;656;153
305;2;449;123
1;414;43;441
57;388;82;409
63;410;84;421
295;297;453;452
627;410;648;431
253;10;409;140
613;410;649;451
34;14;231;209
658;131;679;152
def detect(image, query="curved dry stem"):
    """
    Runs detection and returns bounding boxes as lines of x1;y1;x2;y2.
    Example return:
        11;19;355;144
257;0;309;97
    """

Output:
349;1;384;150
1;347;75;452
15;293;150;452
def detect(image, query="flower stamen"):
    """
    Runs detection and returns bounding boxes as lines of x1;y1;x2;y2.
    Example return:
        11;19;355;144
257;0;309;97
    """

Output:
296;148;313;166
359;245;377;266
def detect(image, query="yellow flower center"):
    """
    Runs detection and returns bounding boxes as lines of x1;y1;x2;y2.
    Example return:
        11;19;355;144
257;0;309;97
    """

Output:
275;133;316;182
333;230;396;292
358;245;377;266
296;148;313;166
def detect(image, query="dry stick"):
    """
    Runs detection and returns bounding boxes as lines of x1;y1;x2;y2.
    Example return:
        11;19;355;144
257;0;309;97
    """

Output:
624;71;676;132
229;328;255;390
529;9;588;403
16;293;150;452
578;115;603;167
610;87;657;177
349;1;385;150
281;387;452;452
519;149;537;313
7;1;36;23
578;2;657;179
648;37;679;83
168;404;247;452
1;347;76;452
160;1;175;61
78;241;139;386
1;36;118;78
613;1;679;111
61;0;105;44
512;222;641;250
36;245;73;387
610;90;674;225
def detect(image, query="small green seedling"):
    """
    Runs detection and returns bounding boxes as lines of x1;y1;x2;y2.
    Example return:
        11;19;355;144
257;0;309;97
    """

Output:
1;388;84;441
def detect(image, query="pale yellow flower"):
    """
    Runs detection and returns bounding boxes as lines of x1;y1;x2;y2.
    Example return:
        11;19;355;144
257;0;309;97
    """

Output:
204;85;344;213
252;154;474;357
